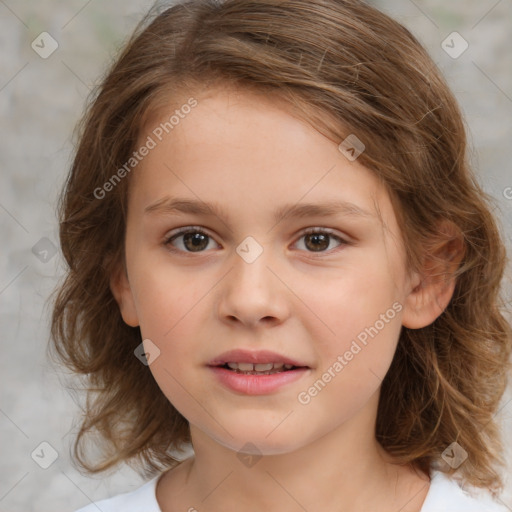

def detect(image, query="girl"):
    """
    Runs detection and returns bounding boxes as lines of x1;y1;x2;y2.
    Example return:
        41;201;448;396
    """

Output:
49;0;512;510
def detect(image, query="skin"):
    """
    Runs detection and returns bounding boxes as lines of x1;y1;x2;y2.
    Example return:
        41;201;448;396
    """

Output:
110;85;459;512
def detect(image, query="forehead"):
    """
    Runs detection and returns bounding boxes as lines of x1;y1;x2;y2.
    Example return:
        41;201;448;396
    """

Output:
130;86;394;229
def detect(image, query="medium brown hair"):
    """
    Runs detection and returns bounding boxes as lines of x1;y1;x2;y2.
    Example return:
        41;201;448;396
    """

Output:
48;0;512;495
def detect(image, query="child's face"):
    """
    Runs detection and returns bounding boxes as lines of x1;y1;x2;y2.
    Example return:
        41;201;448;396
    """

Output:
112;86;419;455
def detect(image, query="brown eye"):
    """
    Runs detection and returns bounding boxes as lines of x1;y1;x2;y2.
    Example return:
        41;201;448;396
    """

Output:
304;232;329;251
181;232;209;252
164;228;218;253
295;229;347;253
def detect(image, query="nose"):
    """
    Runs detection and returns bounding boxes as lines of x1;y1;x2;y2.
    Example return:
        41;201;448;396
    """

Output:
217;242;290;329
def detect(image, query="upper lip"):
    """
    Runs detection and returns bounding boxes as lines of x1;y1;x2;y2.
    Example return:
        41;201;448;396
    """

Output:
207;349;310;367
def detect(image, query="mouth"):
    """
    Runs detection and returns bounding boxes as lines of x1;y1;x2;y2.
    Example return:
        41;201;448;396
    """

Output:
207;348;311;374
208;360;311;395
213;362;308;375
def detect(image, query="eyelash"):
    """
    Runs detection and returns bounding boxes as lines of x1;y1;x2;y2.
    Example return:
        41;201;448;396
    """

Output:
162;226;350;255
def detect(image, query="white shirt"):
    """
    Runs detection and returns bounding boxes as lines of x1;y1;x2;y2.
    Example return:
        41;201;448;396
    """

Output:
74;469;509;511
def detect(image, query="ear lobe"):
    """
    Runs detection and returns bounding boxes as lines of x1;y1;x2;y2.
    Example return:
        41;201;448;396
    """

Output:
401;220;465;329
109;260;140;327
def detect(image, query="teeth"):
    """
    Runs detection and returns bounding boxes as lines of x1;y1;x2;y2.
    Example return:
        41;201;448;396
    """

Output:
237;362;254;372
254;363;274;371
224;362;295;373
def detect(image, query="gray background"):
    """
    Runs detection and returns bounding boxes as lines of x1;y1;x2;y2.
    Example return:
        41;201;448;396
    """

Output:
1;1;511;511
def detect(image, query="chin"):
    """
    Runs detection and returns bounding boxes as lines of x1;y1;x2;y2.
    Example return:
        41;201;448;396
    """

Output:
210;424;307;457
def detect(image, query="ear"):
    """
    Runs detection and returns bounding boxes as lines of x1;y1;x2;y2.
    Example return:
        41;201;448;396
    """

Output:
401;220;465;329
109;258;140;327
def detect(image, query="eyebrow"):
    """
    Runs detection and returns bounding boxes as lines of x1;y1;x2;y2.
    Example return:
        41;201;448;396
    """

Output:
144;196;375;225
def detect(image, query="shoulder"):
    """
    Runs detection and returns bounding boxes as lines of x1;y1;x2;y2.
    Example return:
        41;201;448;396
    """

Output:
421;470;509;512
73;474;162;512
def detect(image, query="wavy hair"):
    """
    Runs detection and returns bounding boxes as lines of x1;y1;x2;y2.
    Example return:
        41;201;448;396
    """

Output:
48;0;512;495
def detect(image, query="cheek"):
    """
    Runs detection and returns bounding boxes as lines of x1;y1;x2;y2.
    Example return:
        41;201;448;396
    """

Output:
296;261;403;386
295;259;402;342
137;292;207;422
130;265;211;404
294;287;402;427
132;259;211;340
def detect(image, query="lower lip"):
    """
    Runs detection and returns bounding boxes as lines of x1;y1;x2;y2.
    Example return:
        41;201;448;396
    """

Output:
208;366;310;395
